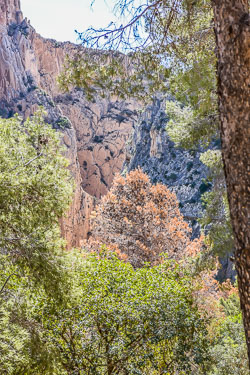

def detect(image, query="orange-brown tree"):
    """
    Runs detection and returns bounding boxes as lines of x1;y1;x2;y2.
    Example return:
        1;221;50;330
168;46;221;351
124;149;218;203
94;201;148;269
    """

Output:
90;169;202;267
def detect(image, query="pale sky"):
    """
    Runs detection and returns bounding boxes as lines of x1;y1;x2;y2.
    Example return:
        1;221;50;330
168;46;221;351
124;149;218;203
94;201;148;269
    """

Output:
21;0;119;43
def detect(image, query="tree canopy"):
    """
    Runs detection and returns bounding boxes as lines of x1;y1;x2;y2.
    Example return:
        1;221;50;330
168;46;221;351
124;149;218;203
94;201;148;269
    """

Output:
44;251;210;375
88;169;203;267
0;111;73;292
0;114;248;373
0;112;73;373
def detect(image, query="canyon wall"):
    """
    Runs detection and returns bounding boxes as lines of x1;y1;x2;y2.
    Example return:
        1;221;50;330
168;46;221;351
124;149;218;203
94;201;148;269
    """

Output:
123;98;209;236
0;0;138;247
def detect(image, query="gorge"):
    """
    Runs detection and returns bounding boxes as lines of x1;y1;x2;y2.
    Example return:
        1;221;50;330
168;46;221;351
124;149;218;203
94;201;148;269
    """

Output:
1;1;247;372
0;0;208;247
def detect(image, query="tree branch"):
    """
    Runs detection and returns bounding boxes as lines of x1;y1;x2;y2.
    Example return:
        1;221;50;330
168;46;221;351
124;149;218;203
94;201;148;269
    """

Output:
80;0;163;48
0;273;19;295
10;152;43;172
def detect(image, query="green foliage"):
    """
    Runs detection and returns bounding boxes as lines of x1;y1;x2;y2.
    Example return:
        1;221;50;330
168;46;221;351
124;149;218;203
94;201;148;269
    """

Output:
208;293;249;375
0;110;73;291
0;111;74;373
0;304;29;373
60;0;215;108
58;51;169;102
165;101;218;149
0;264;68;375
55;116;71;129
199;151;234;257
46;251;210;374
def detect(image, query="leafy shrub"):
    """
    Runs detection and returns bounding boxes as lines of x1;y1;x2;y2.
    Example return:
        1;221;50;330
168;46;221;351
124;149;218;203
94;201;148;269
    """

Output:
55;116;71;129
46;251;210;375
208;293;249;375
0;111;73;373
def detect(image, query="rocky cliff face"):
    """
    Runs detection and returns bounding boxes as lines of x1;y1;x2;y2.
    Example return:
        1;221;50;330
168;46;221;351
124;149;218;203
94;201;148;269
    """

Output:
124;98;209;235
0;0;138;247
0;0;23;26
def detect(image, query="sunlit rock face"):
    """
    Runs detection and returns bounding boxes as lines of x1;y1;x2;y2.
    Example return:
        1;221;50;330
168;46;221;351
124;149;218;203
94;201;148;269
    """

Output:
0;0;138;247
52;93;137;198
0;0;23;26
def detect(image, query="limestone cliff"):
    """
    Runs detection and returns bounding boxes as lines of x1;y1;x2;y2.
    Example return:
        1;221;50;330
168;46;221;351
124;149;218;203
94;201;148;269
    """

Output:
0;0;23;26
123;98;209;236
0;0;138;247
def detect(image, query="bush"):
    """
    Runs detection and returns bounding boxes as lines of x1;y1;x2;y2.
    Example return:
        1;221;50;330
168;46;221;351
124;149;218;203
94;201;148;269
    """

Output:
208;293;249;375
0;111;73;373
0;110;73;289
46;251;210;374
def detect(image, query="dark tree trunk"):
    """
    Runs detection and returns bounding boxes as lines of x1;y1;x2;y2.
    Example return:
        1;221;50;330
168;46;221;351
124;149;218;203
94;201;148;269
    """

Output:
212;0;250;362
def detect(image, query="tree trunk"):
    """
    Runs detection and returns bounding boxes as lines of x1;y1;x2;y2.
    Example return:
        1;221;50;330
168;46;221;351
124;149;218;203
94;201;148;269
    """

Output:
212;0;250;362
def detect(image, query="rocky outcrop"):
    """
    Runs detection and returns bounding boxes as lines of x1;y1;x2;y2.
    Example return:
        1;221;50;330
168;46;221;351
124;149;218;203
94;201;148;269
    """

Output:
53;94;137;198
0;0;138;247
0;0;23;26
123;98;209;235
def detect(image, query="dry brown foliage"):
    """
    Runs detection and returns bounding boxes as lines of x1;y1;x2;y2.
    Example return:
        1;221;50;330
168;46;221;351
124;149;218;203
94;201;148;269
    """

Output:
193;262;239;325
87;169;203;267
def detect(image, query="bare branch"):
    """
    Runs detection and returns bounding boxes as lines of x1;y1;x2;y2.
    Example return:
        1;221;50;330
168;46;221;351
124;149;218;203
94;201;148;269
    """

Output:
10;152;43;172
0;273;19;295
79;0;163;50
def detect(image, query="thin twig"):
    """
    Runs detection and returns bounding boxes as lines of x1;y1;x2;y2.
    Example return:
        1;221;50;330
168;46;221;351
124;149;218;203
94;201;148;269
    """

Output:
0;273;19;295
83;0;162;47
10;152;43;172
